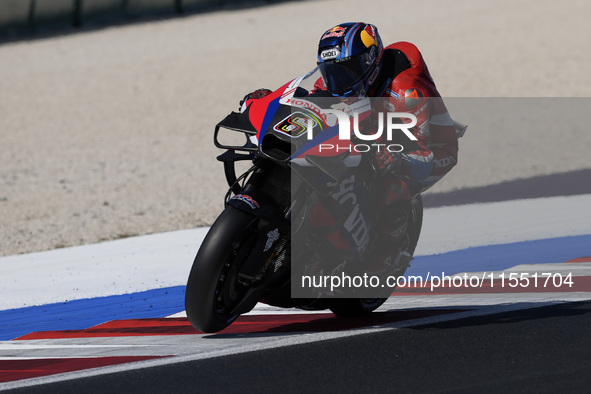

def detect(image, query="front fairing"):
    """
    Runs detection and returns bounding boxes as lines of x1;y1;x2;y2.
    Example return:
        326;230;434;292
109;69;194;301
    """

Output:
217;69;369;155
217;69;380;280
215;68;376;192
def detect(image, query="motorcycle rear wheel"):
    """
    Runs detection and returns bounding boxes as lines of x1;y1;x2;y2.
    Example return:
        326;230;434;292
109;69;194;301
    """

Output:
185;205;260;333
328;298;388;317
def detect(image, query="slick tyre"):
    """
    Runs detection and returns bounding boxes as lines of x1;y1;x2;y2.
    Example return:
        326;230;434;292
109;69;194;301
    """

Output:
185;205;259;333
328;298;388;317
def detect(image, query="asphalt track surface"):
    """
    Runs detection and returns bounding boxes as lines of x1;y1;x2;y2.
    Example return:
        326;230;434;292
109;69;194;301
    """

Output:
9;302;591;394
2;172;591;393
421;168;591;207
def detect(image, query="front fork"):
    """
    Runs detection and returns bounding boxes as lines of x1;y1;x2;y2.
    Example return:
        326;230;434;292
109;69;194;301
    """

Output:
218;151;293;284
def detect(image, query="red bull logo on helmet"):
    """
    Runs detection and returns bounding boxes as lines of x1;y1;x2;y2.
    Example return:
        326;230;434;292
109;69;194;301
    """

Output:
322;26;346;39
360;25;377;48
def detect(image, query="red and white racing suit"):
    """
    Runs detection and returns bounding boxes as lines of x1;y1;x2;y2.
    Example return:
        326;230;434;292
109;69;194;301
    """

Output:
314;41;459;196
377;41;458;193
245;42;459;251
313;41;459;251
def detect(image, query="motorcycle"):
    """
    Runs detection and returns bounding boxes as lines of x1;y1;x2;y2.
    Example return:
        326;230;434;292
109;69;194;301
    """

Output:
185;68;464;333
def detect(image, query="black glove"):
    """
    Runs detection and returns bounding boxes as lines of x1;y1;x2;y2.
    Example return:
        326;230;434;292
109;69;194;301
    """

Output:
239;88;272;108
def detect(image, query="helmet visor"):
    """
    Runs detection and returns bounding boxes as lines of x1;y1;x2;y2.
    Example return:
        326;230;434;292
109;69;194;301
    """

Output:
318;52;373;95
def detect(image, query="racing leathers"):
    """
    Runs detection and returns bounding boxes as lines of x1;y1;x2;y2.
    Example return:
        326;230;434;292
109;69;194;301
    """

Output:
312;41;459;255
315;41;459;194
240;41;459;255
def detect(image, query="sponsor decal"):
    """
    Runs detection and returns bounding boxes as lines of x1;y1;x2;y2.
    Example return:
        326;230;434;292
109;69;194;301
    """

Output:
434;157;457;168
405;88;424;107
328;175;370;254
360;25;377;48
366;47;382;86
322;26;346;39
263;228;280;252
365;25;377;40
281;97;328;123
417;120;430;137
368;65;380;86
387;89;400;99
383;100;395;112
413;102;428;116
320;48;340;60
232;194;260;209
367;45;378;64
274;112;317;138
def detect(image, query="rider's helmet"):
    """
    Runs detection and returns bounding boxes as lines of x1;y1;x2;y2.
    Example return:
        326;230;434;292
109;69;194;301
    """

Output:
317;22;384;97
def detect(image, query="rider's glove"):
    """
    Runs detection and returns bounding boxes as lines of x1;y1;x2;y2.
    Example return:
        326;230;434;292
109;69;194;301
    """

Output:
239;88;272;109
373;149;412;176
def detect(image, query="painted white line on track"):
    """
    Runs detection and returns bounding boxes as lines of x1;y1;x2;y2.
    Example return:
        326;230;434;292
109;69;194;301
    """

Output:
0;344;160;350
1;195;590;389
2;299;586;392
2;194;590;311
417;194;591;255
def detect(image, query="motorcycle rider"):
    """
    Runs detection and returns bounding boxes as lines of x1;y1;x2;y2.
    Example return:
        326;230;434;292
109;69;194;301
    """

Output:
242;22;459;253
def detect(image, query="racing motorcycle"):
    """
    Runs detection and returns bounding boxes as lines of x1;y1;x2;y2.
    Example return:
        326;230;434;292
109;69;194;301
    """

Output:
185;68;464;333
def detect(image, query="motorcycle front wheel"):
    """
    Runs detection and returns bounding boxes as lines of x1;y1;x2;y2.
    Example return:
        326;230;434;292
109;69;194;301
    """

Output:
185;205;260;333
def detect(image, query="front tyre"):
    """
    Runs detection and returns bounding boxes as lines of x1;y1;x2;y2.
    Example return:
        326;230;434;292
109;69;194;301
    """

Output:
185;205;259;333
